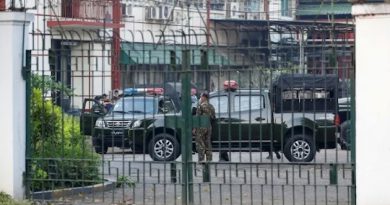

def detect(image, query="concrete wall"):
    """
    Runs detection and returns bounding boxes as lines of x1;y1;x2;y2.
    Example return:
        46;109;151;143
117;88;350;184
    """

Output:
0;12;34;199
72;42;112;109
353;3;390;205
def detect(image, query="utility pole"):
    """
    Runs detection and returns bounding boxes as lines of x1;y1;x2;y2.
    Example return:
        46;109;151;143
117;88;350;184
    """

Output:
207;0;210;47
112;0;121;89
205;0;211;91
0;0;5;11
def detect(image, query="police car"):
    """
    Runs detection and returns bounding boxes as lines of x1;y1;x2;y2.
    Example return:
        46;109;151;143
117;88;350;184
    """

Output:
80;86;180;154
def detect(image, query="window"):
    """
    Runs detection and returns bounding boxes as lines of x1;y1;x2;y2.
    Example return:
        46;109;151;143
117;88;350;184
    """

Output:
281;0;291;17
112;98;158;114
234;95;264;112
210;96;229;113
121;3;132;17
121;3;126;16
158;99;175;114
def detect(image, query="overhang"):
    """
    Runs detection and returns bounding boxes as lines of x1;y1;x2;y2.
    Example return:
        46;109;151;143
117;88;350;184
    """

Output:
211;18;352;28
47;20;124;29
296;3;351;17
120;43;232;66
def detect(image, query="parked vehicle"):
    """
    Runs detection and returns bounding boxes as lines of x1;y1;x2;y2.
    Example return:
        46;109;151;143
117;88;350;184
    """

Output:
128;74;340;162
80;85;181;154
336;97;351;150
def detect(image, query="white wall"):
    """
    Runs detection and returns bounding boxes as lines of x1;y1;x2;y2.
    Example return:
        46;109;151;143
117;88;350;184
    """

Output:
121;5;214;45
353;3;390;205
0;12;34;199
72;42;112;109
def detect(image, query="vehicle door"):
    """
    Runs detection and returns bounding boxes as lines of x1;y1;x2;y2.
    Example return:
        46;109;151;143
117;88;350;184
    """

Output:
210;93;271;148
80;99;106;135
209;94;229;147
227;94;272;145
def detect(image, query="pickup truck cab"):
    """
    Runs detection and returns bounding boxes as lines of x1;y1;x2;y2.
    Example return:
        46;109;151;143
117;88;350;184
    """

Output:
336;97;351;150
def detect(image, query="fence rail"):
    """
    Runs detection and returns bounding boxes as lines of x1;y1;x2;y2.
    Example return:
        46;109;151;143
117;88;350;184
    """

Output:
26;18;355;205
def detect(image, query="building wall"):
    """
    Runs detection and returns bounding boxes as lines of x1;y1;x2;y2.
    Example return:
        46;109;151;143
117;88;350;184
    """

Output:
0;12;34;199
72;42;112;109
353;4;390;205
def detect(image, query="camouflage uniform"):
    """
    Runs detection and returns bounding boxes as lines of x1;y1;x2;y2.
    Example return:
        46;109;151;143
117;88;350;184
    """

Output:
195;100;215;162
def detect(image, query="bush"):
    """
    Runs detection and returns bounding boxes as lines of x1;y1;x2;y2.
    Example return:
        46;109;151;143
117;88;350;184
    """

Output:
0;191;32;205
29;88;100;191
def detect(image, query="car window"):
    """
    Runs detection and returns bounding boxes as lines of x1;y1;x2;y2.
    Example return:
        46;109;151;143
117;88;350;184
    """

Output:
158;99;176;114
234;95;264;112
83;100;100;112
209;96;228;113
112;98;157;114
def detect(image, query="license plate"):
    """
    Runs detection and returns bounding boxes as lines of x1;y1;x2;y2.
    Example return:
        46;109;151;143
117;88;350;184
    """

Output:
111;130;124;135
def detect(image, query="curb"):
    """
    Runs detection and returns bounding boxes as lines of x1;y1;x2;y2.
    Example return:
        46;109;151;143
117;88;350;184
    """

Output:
31;179;116;200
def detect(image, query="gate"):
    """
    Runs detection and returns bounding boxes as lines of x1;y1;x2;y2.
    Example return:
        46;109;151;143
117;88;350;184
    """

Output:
25;6;355;205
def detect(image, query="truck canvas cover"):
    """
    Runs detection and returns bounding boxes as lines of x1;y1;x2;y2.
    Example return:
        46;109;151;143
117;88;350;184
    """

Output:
272;74;339;113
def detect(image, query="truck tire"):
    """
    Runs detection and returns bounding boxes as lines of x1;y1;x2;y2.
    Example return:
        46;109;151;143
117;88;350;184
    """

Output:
148;133;180;161
340;121;351;150
283;134;316;162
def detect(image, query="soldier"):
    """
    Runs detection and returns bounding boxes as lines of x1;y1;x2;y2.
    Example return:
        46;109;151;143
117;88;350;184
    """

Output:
195;92;215;162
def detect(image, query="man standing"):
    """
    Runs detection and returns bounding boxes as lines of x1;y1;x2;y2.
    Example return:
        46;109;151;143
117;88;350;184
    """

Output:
195;92;215;162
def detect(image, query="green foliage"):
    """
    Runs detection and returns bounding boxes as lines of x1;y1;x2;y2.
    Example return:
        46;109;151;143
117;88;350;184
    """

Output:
31;74;73;97
0;191;32;205
116;176;136;188
29;88;100;191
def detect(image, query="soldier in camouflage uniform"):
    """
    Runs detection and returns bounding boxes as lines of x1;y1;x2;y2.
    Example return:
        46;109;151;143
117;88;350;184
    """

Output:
195;92;215;162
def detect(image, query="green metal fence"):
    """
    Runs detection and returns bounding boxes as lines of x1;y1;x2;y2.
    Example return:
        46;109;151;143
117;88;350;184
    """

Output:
25;20;355;205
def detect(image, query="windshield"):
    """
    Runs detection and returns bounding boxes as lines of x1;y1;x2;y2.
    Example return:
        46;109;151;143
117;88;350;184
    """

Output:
112;97;157;114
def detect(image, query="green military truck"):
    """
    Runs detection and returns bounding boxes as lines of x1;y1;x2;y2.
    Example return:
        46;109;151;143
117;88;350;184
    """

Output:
128;74;339;162
80;85;182;154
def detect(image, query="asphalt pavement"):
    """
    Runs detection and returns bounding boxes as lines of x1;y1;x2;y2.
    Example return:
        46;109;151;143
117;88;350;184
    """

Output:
59;148;354;205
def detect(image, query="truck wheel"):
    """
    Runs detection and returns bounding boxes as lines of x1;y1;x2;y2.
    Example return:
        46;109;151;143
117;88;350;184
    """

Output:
148;133;180;161
283;134;315;162
340;121;351;150
94;146;108;154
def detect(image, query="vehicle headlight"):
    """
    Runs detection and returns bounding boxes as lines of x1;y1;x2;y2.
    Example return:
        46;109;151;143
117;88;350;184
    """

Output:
132;120;142;128
95;119;105;128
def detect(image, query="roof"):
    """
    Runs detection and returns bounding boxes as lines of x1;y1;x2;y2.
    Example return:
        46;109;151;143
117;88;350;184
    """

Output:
210;88;268;97
272;74;339;90
120;42;232;66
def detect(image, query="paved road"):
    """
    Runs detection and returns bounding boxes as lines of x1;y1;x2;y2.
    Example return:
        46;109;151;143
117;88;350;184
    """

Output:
56;148;354;205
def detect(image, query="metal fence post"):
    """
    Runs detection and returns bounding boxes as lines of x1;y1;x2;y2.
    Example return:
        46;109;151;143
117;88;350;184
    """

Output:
200;49;210;183
24;50;32;197
329;164;338;185
351;50;356;205
181;49;194;205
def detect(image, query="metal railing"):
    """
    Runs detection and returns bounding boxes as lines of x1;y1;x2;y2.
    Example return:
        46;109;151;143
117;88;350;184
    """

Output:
25;18;355;205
